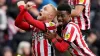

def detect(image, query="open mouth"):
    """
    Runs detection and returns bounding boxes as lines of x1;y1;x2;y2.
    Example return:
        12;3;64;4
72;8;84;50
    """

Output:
58;20;63;22
39;13;42;16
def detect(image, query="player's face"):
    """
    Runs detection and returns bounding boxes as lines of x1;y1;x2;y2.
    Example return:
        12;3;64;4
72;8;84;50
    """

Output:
37;4;53;21
57;11;70;25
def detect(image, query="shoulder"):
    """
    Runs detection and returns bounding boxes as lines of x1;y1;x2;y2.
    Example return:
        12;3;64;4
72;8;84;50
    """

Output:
66;22;79;30
68;22;81;33
45;22;56;30
76;0;90;5
45;22;56;27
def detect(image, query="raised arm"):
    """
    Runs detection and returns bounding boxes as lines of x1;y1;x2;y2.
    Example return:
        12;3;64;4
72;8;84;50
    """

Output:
44;31;70;52
15;4;30;30
18;3;46;31
71;0;86;17
24;11;46;31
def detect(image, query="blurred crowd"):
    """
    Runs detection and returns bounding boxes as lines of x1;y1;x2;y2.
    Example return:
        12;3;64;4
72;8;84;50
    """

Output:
0;0;100;56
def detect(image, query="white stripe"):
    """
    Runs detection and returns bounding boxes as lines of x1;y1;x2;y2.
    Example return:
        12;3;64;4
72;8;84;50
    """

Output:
70;24;84;55
35;39;38;56
71;43;84;56
70;31;76;42
45;23;49;27
76;30;94;56
74;17;78;25
82;37;88;47
70;24;77;42
80;13;86;30
40;38;45;56
85;0;90;29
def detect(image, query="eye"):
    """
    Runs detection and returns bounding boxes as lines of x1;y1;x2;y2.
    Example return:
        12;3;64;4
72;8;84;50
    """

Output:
44;7;47;10
57;14;61;17
61;14;66;18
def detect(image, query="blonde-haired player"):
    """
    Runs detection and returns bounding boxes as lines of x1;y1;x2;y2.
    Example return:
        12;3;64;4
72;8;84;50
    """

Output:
15;1;57;56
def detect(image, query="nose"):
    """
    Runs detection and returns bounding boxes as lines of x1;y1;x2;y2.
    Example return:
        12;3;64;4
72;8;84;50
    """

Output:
58;17;62;21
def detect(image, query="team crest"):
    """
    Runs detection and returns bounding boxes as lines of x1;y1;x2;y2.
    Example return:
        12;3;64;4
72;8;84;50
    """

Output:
65;33;70;40
79;0;84;4
49;22;54;26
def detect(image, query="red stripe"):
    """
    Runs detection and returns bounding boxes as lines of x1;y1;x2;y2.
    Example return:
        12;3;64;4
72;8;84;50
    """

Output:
76;0;78;4
83;0;86;4
44;40;48;56
73;49;78;55
71;22;94;55
77;17;82;30
75;38;85;55
81;36;95;55
81;35;95;55
37;41;41;56
73;0;76;5
77;0;79;4
72;22;89;55
72;17;75;23
47;26;56;30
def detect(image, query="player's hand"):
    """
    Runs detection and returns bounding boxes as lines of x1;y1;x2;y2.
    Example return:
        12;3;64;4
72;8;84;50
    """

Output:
17;1;26;7
26;1;36;10
44;30;57;40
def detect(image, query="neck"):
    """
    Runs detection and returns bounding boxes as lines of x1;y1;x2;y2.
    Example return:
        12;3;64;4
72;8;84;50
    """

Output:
63;18;71;25
66;19;71;23
43;18;52;22
63;19;71;29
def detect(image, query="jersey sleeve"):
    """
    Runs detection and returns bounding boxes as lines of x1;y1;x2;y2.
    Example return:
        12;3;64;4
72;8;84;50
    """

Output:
64;25;76;42
15;9;31;30
23;11;46;31
76;0;86;5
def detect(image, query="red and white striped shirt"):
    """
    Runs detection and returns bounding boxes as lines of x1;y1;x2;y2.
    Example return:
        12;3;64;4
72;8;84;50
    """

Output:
68;0;90;30
32;22;56;56
62;22;95;56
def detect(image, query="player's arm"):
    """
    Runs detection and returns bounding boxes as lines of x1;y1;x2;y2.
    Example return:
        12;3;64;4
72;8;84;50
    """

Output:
17;2;46;31
19;2;46;31
71;0;86;17
47;25;76;52
15;5;30;30
51;37;70;52
24;11;46;31
44;31;70;52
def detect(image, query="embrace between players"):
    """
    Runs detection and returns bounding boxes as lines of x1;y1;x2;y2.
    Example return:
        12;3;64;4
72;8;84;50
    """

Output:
15;1;95;56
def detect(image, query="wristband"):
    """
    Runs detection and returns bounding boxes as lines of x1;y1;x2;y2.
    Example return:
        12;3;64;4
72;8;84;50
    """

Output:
19;5;24;11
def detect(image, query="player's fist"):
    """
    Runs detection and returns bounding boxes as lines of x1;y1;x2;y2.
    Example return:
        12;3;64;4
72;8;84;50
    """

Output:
26;1;36;10
17;1;26;7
